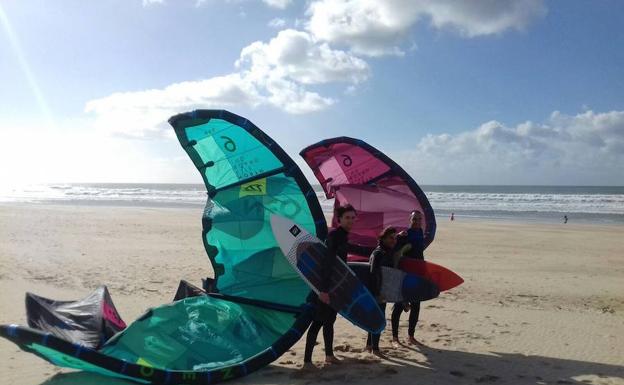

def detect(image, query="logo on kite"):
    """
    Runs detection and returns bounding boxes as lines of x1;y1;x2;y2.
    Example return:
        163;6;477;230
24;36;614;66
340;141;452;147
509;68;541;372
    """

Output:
289;225;301;237
341;154;352;167
240;178;267;197
244;184;263;192
220;136;237;152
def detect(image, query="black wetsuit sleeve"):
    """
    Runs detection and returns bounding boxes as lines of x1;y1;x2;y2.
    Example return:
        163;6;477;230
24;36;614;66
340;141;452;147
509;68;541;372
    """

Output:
320;232;338;292
412;229;425;259
347;243;374;258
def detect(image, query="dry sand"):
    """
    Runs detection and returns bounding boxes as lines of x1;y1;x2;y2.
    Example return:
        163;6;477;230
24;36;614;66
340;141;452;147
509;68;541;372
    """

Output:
1;203;623;385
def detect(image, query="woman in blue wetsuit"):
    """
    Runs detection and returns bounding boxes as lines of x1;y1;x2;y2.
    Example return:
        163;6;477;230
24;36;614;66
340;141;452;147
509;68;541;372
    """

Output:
392;210;426;346
365;226;397;355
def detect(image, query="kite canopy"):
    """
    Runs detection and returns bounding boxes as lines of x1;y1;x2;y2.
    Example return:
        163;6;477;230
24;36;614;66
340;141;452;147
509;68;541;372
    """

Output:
169;109;327;306
300;137;435;253
102;109;327;376
25;286;126;350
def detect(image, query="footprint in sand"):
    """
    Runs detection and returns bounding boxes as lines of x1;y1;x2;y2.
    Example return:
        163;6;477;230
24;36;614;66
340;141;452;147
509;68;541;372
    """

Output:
450;370;465;377
279;360;295;365
475;374;500;383
334;344;353;352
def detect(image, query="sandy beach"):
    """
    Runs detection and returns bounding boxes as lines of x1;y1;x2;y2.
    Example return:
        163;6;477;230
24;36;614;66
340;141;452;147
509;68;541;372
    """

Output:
1;203;623;385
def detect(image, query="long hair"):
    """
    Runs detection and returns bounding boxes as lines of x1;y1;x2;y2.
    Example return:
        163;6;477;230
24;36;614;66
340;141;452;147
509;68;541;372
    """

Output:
377;226;397;245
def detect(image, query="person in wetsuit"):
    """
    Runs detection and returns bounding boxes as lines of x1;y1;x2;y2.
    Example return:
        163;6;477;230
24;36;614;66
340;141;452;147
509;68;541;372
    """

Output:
365;226;397;355
391;210;426;346
303;204;373;367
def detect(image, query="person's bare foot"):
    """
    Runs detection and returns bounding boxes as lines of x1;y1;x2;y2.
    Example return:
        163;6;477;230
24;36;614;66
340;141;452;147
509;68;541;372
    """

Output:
372;349;385;357
408;336;418;345
325;356;341;365
365;345;372;353
391;338;400;348
301;362;316;370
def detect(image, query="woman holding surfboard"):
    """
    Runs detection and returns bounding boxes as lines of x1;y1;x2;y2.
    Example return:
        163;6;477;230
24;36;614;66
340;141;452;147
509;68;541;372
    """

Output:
303;204;373;366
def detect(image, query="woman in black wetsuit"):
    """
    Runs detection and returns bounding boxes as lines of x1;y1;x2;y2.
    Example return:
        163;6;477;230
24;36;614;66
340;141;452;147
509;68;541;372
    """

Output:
392;210;426;346
366;226;397;355
303;204;373;367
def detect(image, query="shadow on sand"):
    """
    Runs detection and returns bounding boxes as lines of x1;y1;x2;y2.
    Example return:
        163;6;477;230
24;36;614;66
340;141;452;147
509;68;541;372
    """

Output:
39;343;623;385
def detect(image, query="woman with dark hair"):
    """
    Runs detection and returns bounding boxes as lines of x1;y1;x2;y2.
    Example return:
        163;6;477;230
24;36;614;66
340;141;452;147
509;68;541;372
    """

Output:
392;210;425;346
303;204;373;367
365;226;397;355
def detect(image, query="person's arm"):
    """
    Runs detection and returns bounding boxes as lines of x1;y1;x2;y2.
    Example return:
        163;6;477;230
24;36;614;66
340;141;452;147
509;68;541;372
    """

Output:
413;229;426;258
319;232;337;301
347;242;374;258
423;227;432;245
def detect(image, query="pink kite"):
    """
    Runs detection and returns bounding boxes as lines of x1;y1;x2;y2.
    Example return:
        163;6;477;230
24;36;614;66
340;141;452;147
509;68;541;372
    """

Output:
300;137;436;260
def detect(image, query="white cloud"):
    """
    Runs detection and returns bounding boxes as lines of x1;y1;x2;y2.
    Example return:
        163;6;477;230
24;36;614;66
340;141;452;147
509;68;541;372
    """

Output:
146;0;292;9
306;0;547;56
262;0;292;9
423;0;547;37
95;0;548;143
268;18;286;28
396;110;624;185
85;29;368;137
142;0;165;6
85;74;262;139
237;29;370;85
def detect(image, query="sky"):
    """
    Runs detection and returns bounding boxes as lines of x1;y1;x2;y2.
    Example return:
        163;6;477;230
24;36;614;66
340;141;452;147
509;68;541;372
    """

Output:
1;0;623;185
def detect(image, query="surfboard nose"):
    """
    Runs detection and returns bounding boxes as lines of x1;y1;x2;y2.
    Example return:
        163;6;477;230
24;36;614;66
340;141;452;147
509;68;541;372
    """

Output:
270;214;301;250
349;298;386;334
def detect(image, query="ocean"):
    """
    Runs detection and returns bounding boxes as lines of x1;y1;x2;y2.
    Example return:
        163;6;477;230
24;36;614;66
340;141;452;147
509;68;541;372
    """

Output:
1;183;623;224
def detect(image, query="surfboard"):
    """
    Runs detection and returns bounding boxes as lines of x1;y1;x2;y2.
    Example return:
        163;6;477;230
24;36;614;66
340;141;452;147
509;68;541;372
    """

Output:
270;215;385;334
398;259;463;292
347;262;439;302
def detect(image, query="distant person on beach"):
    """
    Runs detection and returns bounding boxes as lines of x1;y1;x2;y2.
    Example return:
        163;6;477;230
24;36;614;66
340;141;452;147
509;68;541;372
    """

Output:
392;210;426;346
366;226;397;355
450;212;455;221
303;204;372;367
564;215;568;224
